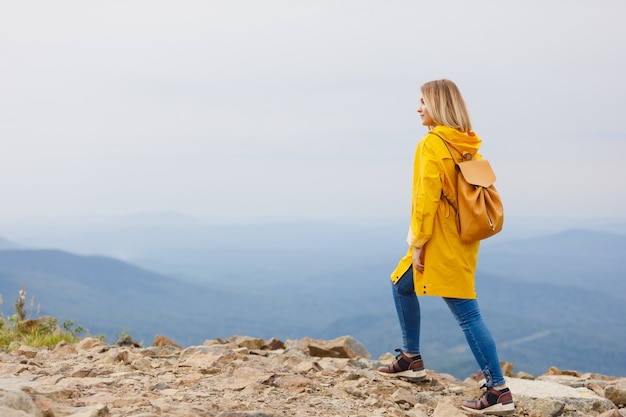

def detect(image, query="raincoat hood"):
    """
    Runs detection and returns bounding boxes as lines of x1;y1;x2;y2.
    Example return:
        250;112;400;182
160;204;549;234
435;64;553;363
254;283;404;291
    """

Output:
429;125;482;157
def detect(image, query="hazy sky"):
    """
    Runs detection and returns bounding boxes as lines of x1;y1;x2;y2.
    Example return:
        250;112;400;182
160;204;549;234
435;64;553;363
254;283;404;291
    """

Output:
1;1;625;224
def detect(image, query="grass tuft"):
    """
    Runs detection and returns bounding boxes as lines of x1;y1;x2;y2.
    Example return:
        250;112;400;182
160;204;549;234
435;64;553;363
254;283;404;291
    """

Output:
0;286;87;351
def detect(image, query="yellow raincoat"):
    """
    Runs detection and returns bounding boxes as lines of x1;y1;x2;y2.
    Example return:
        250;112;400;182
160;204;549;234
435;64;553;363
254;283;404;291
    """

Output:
391;125;483;299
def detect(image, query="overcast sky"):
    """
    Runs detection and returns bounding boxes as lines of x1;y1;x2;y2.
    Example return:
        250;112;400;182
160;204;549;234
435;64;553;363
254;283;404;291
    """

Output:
1;1;625;226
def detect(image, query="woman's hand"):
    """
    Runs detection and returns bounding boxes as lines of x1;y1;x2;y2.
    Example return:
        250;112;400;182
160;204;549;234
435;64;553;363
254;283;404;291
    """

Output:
412;246;425;273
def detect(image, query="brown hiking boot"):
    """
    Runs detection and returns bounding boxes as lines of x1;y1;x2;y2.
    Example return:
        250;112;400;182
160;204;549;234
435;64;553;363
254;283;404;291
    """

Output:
376;349;426;380
461;384;515;415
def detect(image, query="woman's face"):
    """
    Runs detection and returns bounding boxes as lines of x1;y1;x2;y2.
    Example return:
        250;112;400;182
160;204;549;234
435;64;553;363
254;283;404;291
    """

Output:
417;95;434;126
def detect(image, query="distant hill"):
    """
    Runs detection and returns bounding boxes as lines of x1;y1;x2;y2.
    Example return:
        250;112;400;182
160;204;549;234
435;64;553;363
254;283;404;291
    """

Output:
0;249;316;346
1;223;625;379
478;229;626;298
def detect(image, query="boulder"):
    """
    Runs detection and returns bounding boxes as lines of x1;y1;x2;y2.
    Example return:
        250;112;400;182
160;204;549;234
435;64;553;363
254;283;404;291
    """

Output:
605;379;626;408
152;335;182;350
303;335;371;359
507;377;617;416
0;390;42;417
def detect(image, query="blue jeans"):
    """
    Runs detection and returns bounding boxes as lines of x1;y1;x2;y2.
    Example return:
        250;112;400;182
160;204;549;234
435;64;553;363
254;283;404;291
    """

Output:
391;266;506;387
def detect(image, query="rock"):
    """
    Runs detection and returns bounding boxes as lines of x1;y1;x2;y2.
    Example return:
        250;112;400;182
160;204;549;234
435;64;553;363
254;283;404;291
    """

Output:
391;387;417;406
130;357;153;372
0;405;34;417
52;404;109;416
264;337;285;350
507;377;617;416
143;344;180;357
14;345;38;359
406;403;429;417
77;337;108;350
605;379;626;407
116;334;141;347
53;341;78;356
227;335;265;350
501;360;514;376
432;399;465;417
589;380;606;397
562;369;583;377
538;374;590;388
152;335;182;350
304;335;371;359
515;371;535;380
70;367;93;378
546;366;562;375
597;410;622;417
0;390;42;417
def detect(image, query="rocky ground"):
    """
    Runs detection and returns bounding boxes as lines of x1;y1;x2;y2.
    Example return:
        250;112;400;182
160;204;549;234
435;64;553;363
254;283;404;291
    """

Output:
0;334;625;417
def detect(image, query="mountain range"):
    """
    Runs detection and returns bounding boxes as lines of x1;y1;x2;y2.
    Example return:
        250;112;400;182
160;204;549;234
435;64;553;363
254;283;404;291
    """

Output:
1;215;625;379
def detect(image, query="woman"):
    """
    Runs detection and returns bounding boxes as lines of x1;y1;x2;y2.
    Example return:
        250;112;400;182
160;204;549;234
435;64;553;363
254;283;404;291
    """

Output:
377;79;515;415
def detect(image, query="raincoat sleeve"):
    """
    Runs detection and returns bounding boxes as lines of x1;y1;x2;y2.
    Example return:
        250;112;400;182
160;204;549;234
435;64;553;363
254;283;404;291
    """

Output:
407;138;443;249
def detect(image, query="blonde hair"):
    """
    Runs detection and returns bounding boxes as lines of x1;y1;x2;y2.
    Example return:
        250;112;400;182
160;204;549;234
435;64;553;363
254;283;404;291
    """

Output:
421;79;472;132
